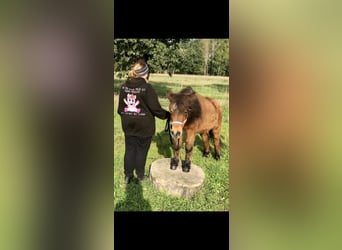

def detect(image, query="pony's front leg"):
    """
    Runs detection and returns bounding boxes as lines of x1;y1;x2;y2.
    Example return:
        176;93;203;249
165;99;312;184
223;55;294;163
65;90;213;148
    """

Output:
170;137;182;170
182;132;195;172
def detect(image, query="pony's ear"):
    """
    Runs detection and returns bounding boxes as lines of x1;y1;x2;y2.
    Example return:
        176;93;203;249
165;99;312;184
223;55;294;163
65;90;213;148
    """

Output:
167;91;174;100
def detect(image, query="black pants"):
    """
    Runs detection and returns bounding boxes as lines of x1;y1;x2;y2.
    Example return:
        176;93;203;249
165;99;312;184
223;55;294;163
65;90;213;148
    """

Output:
124;135;152;179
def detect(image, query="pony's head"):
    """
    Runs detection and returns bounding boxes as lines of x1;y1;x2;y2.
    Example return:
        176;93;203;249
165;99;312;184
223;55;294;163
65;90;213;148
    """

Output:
167;87;201;139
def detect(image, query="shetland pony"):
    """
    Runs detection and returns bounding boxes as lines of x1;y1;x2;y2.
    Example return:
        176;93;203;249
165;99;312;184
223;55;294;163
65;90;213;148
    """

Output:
167;87;222;172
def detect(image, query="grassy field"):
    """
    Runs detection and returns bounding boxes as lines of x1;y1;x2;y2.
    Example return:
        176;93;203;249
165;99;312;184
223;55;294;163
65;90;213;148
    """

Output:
114;73;229;211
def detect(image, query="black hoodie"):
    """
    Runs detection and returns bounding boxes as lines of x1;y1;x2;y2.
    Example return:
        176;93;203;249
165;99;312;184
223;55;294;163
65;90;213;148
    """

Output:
117;77;169;137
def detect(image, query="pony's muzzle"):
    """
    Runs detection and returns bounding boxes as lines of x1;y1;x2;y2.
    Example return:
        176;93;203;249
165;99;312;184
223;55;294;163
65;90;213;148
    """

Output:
171;130;181;139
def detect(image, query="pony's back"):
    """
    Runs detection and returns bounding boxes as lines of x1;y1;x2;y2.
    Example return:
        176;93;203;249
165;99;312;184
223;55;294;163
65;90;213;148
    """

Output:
193;94;222;132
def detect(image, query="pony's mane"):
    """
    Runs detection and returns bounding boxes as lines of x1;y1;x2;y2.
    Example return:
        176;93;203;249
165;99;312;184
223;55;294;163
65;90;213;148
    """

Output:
170;87;202;124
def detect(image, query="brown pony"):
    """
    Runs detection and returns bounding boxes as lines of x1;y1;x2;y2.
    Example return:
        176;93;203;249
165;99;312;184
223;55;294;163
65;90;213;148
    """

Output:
167;86;222;172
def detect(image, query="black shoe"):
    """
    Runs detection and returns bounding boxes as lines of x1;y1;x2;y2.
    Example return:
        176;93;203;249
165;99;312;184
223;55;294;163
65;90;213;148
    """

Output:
124;176;132;184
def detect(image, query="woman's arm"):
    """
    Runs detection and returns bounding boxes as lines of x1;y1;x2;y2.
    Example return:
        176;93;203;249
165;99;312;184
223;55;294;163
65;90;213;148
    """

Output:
146;85;170;119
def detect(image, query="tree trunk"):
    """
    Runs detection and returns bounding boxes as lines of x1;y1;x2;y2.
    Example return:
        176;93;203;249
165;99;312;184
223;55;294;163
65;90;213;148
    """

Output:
202;39;210;75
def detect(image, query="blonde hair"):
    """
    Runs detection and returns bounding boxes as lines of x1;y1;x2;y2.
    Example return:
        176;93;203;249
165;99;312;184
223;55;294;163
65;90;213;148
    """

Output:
128;59;149;78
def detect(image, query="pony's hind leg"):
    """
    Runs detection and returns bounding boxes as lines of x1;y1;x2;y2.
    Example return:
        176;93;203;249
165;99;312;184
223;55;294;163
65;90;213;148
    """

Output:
201;132;210;157
212;127;221;160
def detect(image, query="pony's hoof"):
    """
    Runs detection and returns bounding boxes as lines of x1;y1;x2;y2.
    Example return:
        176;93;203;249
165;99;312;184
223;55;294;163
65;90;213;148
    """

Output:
182;166;190;172
202;151;210;157
170;158;179;170
214;154;220;160
181;160;191;172
170;165;177;170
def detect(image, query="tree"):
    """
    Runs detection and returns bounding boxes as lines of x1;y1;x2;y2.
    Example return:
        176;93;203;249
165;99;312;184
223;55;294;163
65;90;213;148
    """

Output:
177;39;204;75
209;39;229;76
114;39;186;75
114;39;162;72
202;39;210;75
114;39;229;76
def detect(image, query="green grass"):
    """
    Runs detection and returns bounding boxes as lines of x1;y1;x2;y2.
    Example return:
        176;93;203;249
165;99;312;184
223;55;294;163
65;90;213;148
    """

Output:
114;73;229;211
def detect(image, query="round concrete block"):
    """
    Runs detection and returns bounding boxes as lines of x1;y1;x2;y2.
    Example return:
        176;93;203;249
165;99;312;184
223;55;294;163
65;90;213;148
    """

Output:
149;158;205;199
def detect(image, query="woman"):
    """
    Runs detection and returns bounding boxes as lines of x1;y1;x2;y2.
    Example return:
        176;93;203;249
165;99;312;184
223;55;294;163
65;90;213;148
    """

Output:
117;59;170;184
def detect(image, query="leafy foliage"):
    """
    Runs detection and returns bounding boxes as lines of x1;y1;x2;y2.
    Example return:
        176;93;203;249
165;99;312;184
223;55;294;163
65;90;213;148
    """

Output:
114;39;229;76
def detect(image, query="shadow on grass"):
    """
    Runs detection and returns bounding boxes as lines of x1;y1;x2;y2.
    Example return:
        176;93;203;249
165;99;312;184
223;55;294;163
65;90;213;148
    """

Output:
114;182;151;211
212;83;229;93
152;131;172;158
193;133;228;159
149;81;177;97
